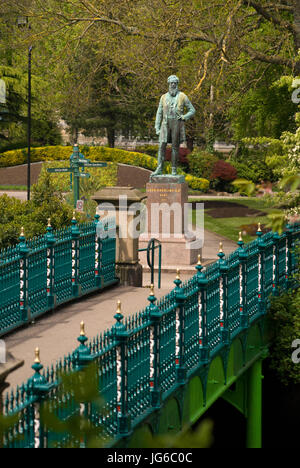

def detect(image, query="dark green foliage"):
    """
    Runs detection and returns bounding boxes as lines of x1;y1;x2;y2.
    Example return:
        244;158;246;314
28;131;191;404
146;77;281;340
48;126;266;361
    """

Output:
187;149;219;180
31;116;63;147
229;74;298;140
230;143;277;183
231;159;273;184
0;66;26;147
268;258;300;386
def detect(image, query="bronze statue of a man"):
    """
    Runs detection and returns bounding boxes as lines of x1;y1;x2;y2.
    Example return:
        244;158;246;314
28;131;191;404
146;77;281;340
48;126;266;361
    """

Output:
152;75;195;177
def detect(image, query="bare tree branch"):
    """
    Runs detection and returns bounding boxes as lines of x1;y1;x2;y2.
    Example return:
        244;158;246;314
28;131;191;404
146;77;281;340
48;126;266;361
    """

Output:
244;0;296;35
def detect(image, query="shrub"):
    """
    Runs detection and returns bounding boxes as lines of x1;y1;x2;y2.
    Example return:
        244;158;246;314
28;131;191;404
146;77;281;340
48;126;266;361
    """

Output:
231;159;274;183
0;176;86;248
212;160;237;181
211;160;237;192
184;174;209;192
230;140;282;183
187;150;219;180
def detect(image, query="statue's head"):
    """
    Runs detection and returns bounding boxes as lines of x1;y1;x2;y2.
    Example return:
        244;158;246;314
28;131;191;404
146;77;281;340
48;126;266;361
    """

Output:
168;75;179;96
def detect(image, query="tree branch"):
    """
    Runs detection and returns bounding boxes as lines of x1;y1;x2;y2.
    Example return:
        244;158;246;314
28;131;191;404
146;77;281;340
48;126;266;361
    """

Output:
244;0;296;34
243;44;298;70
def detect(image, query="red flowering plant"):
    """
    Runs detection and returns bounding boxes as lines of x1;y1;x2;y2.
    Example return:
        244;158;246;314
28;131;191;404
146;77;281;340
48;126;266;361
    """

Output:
211;160;238;192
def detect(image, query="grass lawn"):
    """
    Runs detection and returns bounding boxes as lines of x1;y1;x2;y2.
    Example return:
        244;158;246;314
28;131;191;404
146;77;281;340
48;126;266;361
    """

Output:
191;197;275;243
0;185;27;191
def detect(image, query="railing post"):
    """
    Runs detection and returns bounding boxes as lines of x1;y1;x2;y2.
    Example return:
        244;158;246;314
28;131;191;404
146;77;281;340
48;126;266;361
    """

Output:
71;212;81;297
27;348;54;448
147;286;162;409
19;227;30;323
272;231;280;296
72;322;95;447
174;270;186;385
45;219;56;309
112;301;131;435
237;233;249;329
94;214;102;288
195;255;209;363
285;223;293;289
218;243;229;344
256;224;267;316
73;321;94;371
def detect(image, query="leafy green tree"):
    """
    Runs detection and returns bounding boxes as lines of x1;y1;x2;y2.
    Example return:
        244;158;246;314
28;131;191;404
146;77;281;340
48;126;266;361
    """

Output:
5;0;300;147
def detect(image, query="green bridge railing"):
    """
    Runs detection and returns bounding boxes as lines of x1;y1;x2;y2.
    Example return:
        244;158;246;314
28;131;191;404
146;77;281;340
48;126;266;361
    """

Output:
0;215;118;337
2;222;300;448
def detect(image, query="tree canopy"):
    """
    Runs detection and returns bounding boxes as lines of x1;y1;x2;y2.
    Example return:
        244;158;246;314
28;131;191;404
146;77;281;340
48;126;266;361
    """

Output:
1;0;300;146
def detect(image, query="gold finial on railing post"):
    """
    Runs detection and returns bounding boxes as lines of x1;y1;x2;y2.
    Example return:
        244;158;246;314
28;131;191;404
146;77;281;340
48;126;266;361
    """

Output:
176;269;180;280
80;321;85;336
238;231;244;248
20;227;25;237
219;242;223;253
47;218;51;227
116;300;122;315
197;254;202;266
150;284;155;296
73;211;76;220
34;347;40;364
258;222;262;232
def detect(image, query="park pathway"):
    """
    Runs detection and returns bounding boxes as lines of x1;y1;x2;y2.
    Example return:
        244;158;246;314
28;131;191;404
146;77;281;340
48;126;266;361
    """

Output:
0;191;27;200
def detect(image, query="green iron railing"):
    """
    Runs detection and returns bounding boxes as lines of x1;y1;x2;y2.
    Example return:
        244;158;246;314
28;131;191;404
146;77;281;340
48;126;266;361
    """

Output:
0;215;118;337
2;222;300;448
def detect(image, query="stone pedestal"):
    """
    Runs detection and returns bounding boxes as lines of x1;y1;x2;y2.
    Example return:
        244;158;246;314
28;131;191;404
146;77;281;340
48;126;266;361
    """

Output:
92;187;146;287
139;179;202;270
146;182;188;235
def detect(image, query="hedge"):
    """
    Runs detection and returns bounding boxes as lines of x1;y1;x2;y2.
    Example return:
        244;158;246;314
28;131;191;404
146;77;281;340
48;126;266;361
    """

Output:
0;146;209;191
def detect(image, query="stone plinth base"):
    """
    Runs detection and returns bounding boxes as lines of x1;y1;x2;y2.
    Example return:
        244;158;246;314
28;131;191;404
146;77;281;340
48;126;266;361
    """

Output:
146;182;188;235
139;233;202;269
116;262;143;287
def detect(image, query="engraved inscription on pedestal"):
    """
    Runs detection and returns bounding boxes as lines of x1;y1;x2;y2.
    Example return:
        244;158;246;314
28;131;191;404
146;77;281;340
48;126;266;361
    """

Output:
146;182;188;236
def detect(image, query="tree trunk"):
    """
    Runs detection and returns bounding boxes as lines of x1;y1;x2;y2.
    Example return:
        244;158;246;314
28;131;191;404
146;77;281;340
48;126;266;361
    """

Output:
186;136;194;152
73;127;79;145
107;127;115;148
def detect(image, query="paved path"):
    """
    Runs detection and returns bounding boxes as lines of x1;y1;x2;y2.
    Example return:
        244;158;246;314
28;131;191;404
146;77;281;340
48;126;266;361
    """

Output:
0;191;27;200
202;228;236;259
4;285;171;390
4;229;236;392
